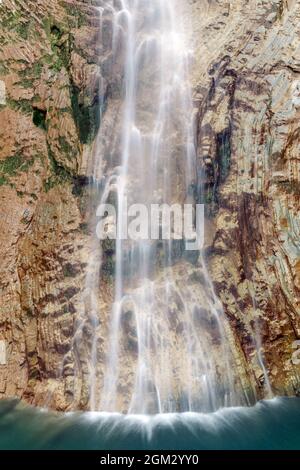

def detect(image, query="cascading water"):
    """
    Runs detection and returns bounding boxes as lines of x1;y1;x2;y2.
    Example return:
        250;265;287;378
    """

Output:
71;0;249;414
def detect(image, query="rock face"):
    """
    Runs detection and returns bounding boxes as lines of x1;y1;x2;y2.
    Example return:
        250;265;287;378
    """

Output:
0;0;105;408
189;0;300;397
0;0;299;409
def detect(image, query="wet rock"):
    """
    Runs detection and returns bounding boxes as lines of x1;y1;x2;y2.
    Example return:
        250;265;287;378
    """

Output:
0;0;300;410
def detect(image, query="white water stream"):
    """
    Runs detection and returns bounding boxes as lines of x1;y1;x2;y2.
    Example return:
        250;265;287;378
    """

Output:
72;0;248;414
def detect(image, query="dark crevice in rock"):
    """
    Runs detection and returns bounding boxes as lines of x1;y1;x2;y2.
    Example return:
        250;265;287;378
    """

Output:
71;175;90;197
32;108;47;131
70;82;107;144
216;126;232;184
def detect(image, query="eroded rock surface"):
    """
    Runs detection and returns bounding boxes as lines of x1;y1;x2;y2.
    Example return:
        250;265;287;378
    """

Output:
0;0;299;409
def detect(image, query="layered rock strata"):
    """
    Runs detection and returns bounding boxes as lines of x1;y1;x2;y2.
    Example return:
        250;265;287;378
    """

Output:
0;0;299;409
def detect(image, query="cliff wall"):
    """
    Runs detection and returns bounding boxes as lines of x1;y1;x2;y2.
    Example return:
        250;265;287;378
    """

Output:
0;0;299;409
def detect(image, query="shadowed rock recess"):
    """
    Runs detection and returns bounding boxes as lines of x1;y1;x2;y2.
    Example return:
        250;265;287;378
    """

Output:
0;0;299;411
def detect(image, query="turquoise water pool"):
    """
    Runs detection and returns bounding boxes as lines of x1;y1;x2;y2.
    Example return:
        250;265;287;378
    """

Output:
0;397;299;450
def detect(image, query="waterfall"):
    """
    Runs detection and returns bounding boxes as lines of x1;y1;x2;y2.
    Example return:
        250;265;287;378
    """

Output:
74;0;246;414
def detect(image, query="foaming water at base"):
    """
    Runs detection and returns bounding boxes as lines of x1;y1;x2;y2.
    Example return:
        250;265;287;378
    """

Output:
0;398;299;450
